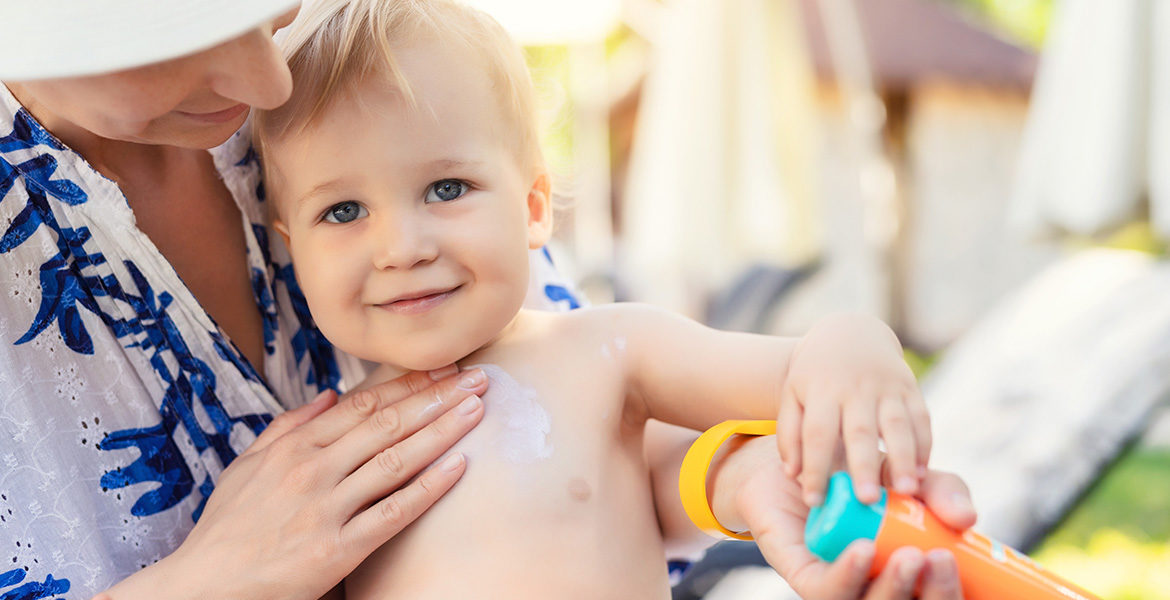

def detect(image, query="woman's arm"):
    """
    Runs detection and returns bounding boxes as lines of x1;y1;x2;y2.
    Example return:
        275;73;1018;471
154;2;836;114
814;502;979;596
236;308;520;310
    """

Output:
96;368;488;600
645;420;724;559
646;426;975;600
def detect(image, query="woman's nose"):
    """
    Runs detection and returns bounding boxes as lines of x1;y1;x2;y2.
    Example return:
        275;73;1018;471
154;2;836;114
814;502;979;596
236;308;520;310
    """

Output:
206;27;293;110
371;213;440;271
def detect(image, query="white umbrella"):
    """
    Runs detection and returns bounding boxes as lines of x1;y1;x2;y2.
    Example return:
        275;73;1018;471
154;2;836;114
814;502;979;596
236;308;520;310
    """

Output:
1013;0;1170;237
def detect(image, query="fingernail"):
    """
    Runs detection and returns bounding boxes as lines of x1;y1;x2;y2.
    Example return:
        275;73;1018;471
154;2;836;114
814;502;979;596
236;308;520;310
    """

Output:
951;492;974;514
439;453;464;472
926;550;956;580
917;465;928;479
804;491;824;507
895;476;917;494
428;364;459;381
309;389;334;407
457;369;486;391
856;482;880;502
851;541;874;570
456;395;481;416
898;555;923;584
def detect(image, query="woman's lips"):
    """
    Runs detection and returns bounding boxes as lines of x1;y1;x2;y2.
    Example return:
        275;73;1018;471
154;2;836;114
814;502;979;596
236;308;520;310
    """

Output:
375;287;461;315
177;103;249;124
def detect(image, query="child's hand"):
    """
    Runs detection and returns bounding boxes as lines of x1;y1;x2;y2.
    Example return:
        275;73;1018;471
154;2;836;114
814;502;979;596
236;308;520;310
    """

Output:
777;313;930;507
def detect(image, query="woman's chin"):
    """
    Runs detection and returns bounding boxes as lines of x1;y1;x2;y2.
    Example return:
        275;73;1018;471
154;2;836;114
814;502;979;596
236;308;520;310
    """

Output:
133;111;249;149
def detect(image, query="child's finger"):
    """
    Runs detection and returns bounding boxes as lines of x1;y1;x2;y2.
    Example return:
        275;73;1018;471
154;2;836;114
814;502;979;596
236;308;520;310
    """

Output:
841;398;882;504
905;389;932;476
879;396;919;495
799;395;841;507
777;387;803;477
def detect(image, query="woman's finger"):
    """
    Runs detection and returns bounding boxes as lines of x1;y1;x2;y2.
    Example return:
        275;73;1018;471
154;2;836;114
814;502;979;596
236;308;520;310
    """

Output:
918;470;977;530
243;389;338;456
919;549;964;600
788;540;876;600
842;396;882;504
333;393;484;515
878;396;918;496
302;366;482;447
323;369;487;475
861;546;924;600
341;451;467;557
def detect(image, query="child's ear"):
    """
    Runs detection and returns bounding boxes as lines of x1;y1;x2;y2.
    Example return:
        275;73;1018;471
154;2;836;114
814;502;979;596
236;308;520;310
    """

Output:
273;219;291;247
526;171;553;249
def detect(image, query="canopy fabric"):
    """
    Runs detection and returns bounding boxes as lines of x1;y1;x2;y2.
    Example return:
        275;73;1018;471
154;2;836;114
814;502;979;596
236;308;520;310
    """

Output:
1013;0;1170;238
620;0;819;316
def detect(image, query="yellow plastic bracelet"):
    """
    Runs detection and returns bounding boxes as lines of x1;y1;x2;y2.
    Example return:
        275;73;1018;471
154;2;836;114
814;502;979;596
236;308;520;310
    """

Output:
679;419;777;541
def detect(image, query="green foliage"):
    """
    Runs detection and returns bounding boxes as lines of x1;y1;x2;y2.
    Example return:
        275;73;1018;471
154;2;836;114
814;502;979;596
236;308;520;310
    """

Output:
522;45;574;175
1069;221;1169;257
937;0;1054;48
902;349;939;380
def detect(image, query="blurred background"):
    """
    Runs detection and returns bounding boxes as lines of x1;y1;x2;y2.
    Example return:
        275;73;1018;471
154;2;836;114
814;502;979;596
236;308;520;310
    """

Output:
467;0;1170;598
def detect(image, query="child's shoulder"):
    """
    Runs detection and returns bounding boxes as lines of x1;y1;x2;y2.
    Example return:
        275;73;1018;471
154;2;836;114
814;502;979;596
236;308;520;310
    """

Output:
527;302;675;331
514;303;684;358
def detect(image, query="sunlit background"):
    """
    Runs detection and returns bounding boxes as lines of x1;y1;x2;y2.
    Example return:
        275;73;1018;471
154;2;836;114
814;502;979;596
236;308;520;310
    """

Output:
464;0;1168;598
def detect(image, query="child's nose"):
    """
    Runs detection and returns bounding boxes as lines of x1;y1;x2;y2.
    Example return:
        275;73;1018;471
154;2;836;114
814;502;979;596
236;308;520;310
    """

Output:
371;214;439;270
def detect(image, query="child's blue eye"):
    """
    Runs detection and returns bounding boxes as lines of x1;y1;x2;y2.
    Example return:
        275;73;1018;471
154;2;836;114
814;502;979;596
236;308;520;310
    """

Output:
426;180;468;203
323;201;368;224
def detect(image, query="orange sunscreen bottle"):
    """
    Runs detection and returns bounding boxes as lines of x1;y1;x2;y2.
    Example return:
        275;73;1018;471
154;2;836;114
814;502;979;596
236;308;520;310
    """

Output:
804;472;1100;600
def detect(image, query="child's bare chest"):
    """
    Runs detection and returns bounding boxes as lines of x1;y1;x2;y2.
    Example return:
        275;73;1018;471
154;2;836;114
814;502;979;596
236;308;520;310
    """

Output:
347;335;671;599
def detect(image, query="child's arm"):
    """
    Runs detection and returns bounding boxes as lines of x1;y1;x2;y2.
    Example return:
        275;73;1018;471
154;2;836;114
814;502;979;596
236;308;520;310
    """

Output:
606;303;929;505
702;434;974;598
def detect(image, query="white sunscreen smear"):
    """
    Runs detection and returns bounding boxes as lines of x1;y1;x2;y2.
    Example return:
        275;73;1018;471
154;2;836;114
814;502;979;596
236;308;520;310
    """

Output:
467;363;553;464
600;336;628;361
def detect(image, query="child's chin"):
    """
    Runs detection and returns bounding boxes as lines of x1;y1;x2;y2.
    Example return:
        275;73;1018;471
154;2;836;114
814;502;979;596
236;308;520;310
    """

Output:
391;349;469;373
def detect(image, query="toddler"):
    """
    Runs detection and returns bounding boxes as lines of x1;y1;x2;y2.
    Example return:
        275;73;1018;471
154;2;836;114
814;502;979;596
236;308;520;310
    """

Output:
255;1;931;597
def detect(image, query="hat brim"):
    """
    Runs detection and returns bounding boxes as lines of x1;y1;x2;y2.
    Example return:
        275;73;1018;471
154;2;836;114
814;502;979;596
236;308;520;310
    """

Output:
0;0;300;81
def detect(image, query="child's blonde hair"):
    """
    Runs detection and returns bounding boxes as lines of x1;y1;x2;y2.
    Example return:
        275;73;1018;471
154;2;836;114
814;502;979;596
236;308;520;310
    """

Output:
254;0;543;183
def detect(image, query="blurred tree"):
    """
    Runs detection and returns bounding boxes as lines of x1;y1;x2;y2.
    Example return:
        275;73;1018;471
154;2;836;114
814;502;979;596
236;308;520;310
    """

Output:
937;0;1054;47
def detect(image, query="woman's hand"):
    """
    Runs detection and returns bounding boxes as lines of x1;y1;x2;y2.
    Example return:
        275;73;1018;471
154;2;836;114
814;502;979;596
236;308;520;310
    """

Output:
99;365;488;600
712;435;976;600
779;313;931;507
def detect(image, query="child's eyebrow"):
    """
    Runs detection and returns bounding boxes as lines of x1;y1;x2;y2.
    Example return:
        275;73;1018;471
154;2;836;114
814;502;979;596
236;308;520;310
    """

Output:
424;158;485;172
296;178;352;208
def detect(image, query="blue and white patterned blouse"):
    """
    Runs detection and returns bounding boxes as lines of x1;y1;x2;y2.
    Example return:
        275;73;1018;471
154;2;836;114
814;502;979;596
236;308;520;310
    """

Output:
0;84;582;598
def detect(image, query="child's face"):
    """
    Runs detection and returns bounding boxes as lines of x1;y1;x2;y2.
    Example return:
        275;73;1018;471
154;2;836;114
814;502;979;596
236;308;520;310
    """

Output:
268;37;551;371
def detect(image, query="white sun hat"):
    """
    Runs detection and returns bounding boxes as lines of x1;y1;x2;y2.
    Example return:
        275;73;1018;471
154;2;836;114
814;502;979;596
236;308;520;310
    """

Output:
0;0;299;81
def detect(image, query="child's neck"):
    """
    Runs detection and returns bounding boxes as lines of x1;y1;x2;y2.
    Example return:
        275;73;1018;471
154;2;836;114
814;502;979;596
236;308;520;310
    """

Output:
360;308;533;389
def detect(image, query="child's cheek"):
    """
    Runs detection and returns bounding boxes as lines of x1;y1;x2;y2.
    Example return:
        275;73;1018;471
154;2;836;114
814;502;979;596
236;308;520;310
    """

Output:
296;232;356;327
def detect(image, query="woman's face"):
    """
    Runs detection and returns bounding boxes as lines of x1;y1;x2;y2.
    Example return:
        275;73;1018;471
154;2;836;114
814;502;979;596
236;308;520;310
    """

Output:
7;8;299;149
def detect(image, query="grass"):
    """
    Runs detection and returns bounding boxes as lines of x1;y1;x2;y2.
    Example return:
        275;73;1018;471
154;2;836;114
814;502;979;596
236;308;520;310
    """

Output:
1038;447;1170;547
1031;447;1170;600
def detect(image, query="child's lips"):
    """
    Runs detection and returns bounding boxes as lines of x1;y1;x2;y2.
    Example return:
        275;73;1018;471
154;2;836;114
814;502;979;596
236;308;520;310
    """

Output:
375;286;461;315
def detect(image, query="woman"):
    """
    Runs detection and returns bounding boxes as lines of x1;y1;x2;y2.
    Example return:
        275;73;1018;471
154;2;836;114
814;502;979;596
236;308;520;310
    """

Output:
0;2;972;598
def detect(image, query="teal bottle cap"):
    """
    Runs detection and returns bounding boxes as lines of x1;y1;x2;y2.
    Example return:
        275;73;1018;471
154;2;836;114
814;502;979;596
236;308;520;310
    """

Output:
804;471;887;562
